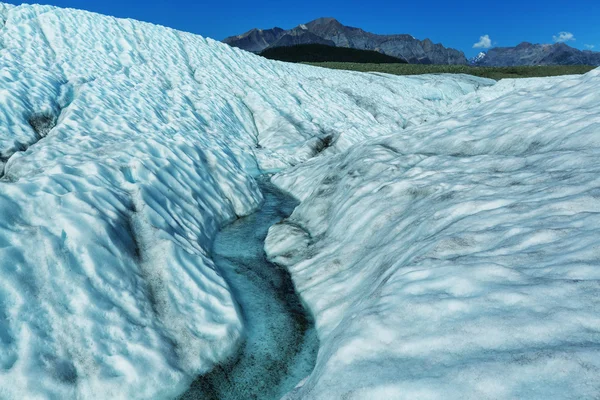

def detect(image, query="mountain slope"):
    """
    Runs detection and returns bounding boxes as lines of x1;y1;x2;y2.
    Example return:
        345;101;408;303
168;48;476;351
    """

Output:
474;42;600;66
222;27;286;53
224;17;468;65
268;29;336;48
260;44;407;63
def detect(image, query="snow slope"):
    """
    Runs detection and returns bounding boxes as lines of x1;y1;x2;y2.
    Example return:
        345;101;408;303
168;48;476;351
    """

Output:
0;3;490;399
266;69;600;399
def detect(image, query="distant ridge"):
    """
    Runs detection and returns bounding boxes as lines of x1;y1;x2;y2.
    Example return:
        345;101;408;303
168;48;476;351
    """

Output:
224;17;467;65
472;42;600;66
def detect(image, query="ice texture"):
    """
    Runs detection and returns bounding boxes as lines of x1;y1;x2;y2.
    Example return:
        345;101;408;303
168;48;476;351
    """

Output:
266;68;600;399
0;3;489;399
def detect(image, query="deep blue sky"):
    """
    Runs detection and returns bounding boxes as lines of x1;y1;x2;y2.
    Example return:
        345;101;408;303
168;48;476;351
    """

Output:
5;0;599;57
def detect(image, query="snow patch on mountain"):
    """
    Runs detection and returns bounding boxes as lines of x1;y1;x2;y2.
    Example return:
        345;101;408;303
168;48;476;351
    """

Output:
470;51;486;65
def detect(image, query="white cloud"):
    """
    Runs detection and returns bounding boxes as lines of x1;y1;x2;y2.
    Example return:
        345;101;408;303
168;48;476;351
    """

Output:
473;35;492;49
584;44;595;50
553;31;575;43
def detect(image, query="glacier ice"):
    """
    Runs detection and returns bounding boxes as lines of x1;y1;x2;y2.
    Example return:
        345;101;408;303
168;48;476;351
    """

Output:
266;68;600;399
2;2;599;399
0;2;492;399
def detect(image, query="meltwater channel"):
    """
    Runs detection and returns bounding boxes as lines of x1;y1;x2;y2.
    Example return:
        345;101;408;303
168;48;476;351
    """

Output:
181;176;318;400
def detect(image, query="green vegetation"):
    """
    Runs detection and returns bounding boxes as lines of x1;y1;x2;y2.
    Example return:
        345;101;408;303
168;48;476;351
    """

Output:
261;44;407;64
304;62;597;80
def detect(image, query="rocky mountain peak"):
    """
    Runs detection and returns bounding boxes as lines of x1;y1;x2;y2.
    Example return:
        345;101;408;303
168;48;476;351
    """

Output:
306;17;342;26
223;18;467;65
473;41;600;66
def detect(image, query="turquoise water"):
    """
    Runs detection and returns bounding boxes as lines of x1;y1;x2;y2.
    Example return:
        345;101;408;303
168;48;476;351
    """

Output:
180;177;318;400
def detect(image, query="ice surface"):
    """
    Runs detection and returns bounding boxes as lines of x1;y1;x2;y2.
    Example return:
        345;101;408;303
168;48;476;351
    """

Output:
5;2;597;399
0;3;491;399
267;68;600;399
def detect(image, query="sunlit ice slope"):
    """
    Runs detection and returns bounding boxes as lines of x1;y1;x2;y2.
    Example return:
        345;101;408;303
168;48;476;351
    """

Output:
267;68;600;399
0;2;491;399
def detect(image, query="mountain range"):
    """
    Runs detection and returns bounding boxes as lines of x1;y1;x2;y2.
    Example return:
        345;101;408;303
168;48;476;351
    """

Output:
471;42;600;66
223;17;468;65
225;18;600;67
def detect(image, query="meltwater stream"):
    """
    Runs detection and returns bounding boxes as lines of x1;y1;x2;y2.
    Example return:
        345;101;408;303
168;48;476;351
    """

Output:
180;177;318;400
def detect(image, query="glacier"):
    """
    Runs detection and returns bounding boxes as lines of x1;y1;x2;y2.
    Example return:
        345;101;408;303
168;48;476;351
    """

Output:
266;70;600;399
0;2;492;399
1;2;599;399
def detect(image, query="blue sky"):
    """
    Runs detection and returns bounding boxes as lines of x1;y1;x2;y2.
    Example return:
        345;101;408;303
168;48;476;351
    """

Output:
5;0;599;57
